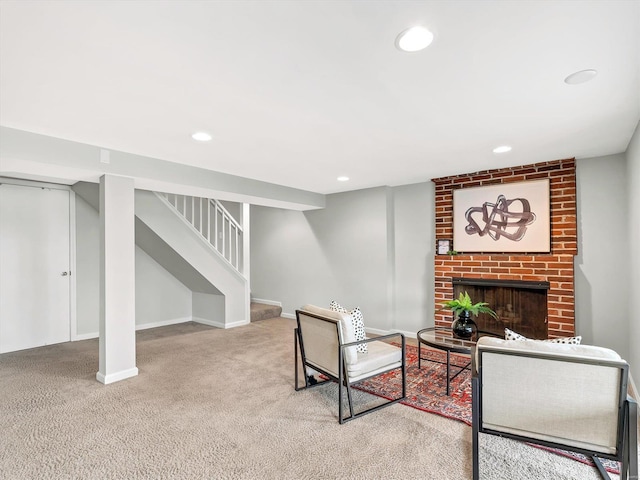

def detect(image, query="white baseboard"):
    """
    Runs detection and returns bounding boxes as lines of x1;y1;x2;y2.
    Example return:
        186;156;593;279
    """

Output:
226;319;251;328
251;298;282;307
193;317;250;329
365;327;415;339
281;312;295;320
72;317;193;341
192;316;225;328
73;331;99;341
135;317;192;331
96;367;139;385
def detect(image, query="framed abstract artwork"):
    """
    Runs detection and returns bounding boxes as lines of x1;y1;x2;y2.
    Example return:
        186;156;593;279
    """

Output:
453;179;550;253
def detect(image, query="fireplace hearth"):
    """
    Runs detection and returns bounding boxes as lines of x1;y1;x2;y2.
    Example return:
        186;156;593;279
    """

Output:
452;277;550;339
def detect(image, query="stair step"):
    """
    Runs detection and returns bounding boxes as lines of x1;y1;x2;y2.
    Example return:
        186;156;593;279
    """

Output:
251;302;282;322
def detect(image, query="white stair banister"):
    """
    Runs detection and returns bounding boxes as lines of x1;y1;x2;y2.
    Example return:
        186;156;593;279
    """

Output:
156;192;243;273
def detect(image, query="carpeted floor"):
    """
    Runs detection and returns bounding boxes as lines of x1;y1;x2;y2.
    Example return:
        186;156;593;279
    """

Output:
0;318;624;479
357;343;624;475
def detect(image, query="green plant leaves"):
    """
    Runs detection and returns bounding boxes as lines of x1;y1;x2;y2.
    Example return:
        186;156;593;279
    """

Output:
441;291;498;319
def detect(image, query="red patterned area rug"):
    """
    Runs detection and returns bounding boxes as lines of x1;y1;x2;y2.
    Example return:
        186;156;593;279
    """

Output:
355;343;621;475
357;342;473;425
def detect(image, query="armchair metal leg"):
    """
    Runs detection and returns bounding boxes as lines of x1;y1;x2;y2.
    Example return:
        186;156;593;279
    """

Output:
345;379;355;421
471;375;480;480
294;328;307;391
338;350;345;424
401;335;407;398
627;398;638;480
592;456;609;480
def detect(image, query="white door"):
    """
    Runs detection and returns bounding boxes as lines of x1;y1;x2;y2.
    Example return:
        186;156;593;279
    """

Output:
0;183;71;353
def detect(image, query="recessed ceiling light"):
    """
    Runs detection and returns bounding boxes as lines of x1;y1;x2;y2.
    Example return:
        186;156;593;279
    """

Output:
192;131;212;142
564;69;597;85
395;26;434;52
337;176;350;182
493;145;512;154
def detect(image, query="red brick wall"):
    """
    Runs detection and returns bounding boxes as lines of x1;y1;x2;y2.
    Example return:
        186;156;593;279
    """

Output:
432;158;577;338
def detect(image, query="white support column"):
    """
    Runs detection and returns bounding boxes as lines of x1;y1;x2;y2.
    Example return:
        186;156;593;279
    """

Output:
241;203;251;322
97;174;138;384
241;203;250;284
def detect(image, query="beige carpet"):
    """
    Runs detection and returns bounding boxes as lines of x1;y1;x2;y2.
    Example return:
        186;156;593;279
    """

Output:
0;318;622;479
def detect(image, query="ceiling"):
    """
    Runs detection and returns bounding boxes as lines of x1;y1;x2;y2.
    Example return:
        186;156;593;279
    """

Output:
1;0;639;195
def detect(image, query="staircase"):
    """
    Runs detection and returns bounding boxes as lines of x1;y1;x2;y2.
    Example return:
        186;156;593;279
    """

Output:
250;302;282;322
72;183;250;328
136;191;249;327
158;193;242;272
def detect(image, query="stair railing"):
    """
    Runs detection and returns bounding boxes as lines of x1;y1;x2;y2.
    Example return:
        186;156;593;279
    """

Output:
157;193;242;272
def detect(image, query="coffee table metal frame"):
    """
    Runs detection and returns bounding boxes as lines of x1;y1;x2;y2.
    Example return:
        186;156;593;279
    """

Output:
417;327;496;396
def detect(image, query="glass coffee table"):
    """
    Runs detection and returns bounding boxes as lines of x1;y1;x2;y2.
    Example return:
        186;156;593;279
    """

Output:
417;327;498;395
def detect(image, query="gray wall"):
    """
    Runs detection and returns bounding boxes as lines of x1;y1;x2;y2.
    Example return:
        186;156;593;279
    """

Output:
135;247;192;327
251;186;392;331
392;182;435;333
75;196;100;335
251;164;633;368
75;195;192;336
575;155;629;359
251;184;436;334
625;120;640;382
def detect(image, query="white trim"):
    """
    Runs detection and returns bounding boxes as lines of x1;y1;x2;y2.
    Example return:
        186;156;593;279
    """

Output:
226;319;251;328
193;316;249;329
74;332;99;341
241;203;250;325
73;317;192;341
69;190;77;345
135;317;192;331
154;192;245;278
281;312;295;320
251;298;282;307
365;327;416;339
192;317;251;328
211;198;242;231
96;367;139;385
0;176;73;190
366;327;391;336
192;316;224;328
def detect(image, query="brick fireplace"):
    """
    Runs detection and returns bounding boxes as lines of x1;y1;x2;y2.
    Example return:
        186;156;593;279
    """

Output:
432;158;577;339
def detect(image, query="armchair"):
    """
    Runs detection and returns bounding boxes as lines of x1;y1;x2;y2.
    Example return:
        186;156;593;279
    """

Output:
472;337;638;480
294;305;406;424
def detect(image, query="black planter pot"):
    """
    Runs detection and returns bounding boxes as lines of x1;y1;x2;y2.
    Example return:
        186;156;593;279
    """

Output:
452;311;476;339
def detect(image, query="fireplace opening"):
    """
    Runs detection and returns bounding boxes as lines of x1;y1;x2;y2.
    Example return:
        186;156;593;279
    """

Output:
452;278;550;339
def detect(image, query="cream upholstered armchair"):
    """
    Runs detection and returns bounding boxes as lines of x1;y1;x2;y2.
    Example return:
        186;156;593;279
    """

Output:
472;337;638;480
294;305;406;424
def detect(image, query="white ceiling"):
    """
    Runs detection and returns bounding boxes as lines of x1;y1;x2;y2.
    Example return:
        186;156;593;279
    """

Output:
1;0;639;195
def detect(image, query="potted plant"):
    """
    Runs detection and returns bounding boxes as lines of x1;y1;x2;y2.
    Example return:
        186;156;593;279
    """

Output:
441;291;497;339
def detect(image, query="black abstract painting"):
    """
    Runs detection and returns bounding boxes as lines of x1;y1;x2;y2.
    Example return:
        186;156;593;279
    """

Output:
453;179;550;253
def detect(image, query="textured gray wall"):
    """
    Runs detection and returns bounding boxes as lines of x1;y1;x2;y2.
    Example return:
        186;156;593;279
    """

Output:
251;166;634;368
575;155;629;359
251;187;391;330
135;248;192;327
250;184;436;334
625;121;640;382
75;196;100;335
392;182;435;333
75;195;192;336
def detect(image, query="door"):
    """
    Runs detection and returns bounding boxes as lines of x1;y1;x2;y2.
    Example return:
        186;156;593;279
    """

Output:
0;183;71;353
